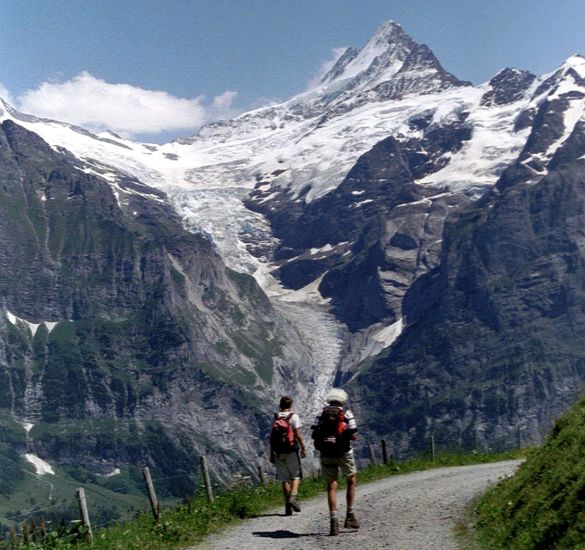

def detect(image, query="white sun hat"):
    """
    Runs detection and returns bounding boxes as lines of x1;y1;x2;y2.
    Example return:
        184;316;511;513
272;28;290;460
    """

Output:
325;388;348;405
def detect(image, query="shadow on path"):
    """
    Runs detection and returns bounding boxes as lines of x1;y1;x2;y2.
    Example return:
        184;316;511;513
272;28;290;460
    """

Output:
253;530;322;539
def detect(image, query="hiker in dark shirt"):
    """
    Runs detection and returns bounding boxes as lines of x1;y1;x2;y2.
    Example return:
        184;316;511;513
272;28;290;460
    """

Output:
270;395;306;515
312;388;359;536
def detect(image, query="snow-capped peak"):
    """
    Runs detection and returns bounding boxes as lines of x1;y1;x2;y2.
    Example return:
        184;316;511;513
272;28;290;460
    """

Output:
2;21;580;295
320;20;413;87
538;54;585;101
561;54;585;79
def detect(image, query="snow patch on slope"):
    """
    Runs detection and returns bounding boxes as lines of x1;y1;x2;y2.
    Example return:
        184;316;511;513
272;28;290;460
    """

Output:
25;454;55;476
372;318;404;348
22;422;34;433
417;85;535;193
545;97;585;160
5;311;62;336
6;311;40;336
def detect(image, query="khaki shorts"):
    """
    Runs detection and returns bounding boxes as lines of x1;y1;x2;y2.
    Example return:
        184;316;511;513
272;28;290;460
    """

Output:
275;452;301;481
321;451;357;482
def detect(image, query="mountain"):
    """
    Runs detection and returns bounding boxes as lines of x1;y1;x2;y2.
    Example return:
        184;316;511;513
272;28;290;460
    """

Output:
1;20;585;521
0;21;527;370
351;55;585;451
0;118;314;516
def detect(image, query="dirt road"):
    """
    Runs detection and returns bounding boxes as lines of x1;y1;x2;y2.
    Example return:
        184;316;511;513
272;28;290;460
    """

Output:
192;460;521;549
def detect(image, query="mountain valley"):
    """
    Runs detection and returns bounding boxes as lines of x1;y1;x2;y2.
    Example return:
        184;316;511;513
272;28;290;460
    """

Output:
1;20;585;526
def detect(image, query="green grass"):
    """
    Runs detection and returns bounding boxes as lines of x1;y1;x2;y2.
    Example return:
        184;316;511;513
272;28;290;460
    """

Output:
2;449;525;549
474;396;585;549
0;460;150;523
0;413;206;543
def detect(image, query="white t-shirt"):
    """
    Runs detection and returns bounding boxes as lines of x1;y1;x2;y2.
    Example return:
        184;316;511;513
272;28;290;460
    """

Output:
276;411;302;430
344;408;357;431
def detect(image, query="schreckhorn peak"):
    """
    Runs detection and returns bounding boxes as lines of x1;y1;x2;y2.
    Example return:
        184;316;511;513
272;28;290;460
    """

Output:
318;19;466;97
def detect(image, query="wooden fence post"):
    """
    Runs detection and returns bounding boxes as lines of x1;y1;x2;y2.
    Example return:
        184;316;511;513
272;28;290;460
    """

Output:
431;434;436;463
517;424;522;449
76;488;94;545
381;439;388;465
368;443;377;466
142;467;160;523
30;519;37;543
41;518;47;545
257;464;265;486
200;455;214;503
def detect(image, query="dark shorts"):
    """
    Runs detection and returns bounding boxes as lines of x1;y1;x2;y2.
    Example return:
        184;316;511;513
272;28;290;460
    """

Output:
275;452;301;481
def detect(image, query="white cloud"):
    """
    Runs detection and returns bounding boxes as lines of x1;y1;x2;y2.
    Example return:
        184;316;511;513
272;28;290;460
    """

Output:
212;90;238;113
16;72;239;138
306;47;348;90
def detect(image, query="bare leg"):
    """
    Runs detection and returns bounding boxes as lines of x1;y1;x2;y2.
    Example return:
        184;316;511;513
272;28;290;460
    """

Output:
282;480;291;501
343;474;360;529
328;479;340;535
327;479;338;513
346;474;357;509
290;478;300;494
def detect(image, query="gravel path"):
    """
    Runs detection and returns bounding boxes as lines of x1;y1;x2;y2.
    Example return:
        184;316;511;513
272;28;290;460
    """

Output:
192;460;521;550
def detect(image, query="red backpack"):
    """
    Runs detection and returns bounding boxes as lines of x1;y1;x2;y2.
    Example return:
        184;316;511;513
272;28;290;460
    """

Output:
270;412;296;454
312;405;349;457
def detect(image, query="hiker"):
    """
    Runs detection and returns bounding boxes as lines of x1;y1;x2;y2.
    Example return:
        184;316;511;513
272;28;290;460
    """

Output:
269;395;306;515
312;388;359;536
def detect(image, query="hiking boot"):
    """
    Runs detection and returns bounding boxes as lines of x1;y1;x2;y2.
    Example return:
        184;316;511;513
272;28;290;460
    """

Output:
285;502;293;516
344;512;360;529
288;496;301;513
329;518;339;536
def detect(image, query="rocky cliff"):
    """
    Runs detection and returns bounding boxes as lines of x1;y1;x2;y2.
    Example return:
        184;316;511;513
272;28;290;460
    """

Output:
0;119;313;503
352;78;585;454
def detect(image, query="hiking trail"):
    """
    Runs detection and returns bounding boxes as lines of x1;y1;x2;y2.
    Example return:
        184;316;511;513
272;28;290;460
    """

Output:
189;460;521;549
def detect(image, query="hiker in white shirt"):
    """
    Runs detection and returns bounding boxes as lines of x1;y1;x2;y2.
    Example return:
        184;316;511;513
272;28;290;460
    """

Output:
270;395;306;515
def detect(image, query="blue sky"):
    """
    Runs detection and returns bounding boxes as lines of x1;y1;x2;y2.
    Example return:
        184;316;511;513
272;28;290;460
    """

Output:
2;0;584;141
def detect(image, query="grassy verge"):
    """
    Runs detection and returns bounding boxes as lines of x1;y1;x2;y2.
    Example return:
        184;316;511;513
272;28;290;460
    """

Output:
6;449;525;549
473;396;585;550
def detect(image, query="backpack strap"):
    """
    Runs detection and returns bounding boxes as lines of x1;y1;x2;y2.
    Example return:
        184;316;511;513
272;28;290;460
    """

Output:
286;413;295;440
